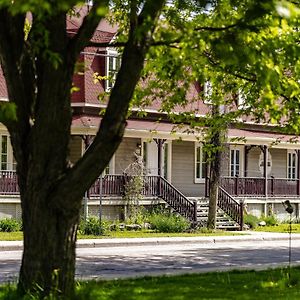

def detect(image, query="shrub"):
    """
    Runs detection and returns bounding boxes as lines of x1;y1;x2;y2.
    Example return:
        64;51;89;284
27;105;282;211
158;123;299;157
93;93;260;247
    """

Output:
149;213;189;233
244;214;259;229
261;214;278;226
0;218;21;232
79;217;108;236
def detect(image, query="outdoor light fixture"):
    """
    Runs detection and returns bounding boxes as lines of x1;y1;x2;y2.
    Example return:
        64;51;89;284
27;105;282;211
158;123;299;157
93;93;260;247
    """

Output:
283;200;294;214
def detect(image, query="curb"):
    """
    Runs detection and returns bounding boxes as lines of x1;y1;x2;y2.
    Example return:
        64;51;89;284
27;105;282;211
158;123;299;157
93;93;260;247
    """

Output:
1;233;299;251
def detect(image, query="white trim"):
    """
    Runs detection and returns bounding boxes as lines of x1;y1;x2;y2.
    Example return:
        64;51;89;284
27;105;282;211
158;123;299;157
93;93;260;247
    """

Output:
105;49;120;91
287;150;297;179
229;145;244;177
71;102;104;107
71;126;300;148
166;140;172;182
194;142;206;183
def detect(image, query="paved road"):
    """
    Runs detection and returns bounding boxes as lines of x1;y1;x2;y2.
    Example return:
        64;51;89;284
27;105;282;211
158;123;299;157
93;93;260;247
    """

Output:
1;238;300;284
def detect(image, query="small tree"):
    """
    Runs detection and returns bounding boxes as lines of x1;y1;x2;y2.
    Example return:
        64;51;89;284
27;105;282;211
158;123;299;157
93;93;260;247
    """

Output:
123;154;145;223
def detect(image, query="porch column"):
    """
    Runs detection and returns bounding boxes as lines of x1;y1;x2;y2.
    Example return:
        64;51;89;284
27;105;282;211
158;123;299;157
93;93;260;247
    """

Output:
263;145;268;197
297;150;300;195
154;139;166;177
81;135;94;221
244;146;250;177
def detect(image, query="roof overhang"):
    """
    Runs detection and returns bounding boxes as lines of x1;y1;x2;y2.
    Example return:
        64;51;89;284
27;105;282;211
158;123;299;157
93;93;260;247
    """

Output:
71;115;300;149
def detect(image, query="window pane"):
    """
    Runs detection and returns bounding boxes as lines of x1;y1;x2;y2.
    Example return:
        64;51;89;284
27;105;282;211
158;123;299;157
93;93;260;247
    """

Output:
196;163;200;179
292;153;296;168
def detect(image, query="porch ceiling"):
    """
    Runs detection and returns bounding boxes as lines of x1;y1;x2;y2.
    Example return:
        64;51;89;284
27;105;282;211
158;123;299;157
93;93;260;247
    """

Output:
71;115;300;147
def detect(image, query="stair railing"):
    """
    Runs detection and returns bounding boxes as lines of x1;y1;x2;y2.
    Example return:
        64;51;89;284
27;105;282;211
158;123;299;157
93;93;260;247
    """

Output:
218;187;244;231
155;176;198;224
88;174;201;225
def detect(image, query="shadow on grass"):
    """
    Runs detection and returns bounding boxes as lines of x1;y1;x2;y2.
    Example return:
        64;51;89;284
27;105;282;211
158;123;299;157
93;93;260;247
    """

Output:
1;268;300;299
75;268;300;300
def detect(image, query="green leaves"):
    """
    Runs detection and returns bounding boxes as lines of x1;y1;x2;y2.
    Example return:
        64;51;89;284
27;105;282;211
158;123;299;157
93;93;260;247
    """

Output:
0;102;17;123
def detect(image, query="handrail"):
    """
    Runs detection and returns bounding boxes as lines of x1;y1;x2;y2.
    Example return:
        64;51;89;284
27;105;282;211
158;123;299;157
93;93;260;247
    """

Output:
88;174;199;224
158;176;198;224
218;187;243;230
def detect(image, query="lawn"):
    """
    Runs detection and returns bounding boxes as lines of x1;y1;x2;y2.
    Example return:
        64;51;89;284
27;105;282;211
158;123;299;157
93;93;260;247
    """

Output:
0;229;240;241
1;267;300;299
254;224;300;233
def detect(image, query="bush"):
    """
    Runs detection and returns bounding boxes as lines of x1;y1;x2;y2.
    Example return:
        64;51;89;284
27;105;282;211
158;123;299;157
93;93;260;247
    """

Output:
79;217;108;236
244;214;259;229
149;213;189;233
261;214;278;226
0;218;21;232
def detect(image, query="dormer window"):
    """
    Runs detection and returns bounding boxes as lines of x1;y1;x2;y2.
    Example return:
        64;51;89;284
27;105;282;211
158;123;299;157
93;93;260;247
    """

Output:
106;50;121;91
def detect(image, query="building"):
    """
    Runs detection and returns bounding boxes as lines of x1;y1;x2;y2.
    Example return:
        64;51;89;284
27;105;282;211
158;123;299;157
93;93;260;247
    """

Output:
0;11;299;226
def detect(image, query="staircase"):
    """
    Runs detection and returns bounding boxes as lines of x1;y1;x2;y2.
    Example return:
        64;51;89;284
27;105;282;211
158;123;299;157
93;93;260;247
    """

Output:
196;198;241;230
89;174;243;230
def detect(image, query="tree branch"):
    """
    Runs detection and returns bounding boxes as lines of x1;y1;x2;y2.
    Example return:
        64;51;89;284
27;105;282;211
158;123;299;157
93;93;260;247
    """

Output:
68;0;109;63
52;0;166;213
0;8;31;177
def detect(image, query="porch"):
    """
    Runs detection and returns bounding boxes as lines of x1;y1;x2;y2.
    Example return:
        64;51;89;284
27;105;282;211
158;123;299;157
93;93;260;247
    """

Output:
0;170;243;229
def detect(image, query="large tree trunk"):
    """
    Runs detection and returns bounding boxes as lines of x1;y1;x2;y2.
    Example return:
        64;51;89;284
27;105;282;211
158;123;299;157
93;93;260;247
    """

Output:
19;192;81;297
207;104;225;230
0;2;166;297
207;135;222;229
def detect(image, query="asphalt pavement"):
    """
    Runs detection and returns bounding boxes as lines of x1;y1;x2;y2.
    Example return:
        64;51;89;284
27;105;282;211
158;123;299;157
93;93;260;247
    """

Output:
1;231;300;284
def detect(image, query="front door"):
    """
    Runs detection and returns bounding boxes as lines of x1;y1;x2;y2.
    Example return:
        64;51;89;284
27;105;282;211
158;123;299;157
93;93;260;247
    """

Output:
142;140;171;180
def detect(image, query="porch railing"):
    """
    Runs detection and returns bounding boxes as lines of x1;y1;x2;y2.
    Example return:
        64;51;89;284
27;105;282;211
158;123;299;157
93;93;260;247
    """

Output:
0;171;19;195
89;174;198;224
220;176;300;197
218;187;243;230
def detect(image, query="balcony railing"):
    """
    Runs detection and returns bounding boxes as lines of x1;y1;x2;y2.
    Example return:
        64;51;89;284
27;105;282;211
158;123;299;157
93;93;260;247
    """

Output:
0;171;19;195
1;171;300;198
220;176;300;197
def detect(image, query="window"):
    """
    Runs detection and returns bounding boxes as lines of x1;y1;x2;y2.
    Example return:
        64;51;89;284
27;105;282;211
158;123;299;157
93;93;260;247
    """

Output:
0;135;8;170
237;89;250;109
103;156;115;176
230;146;245;177
287;150;297;179
230;149;240;177
203;81;212;104
106;50;121;90
195;143;207;182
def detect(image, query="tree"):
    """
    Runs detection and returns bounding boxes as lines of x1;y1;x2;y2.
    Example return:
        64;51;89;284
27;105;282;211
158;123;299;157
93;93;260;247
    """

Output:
0;0;300;297
132;0;300;229
0;0;165;297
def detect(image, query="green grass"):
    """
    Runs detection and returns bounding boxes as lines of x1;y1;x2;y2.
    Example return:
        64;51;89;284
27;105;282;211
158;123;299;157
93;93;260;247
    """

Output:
254;224;300;233
75;268;300;300
0;231;23;241
1;267;300;299
0;229;240;241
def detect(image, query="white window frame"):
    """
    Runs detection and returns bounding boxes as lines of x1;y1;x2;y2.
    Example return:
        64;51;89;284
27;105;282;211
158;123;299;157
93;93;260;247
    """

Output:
230;145;244;177
195;143;206;183
203;80;212;104
287;150;297;180
105;49;121;91
103;155;115;176
0;134;15;171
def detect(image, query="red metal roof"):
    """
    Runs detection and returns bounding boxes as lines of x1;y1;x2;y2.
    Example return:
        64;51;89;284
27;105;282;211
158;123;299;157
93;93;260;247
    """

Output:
72;115;300;144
